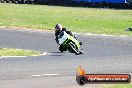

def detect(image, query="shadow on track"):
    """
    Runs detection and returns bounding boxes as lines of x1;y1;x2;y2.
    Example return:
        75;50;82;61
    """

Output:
48;52;66;56
50;52;63;53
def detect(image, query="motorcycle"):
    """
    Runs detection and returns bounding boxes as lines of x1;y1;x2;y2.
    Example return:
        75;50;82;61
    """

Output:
58;31;83;55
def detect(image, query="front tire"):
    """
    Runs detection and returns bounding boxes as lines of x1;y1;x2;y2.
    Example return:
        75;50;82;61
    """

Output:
69;43;80;55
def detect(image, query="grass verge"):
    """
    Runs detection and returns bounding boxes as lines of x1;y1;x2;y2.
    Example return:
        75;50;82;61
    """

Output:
0;48;41;56
103;83;132;88
0;3;132;35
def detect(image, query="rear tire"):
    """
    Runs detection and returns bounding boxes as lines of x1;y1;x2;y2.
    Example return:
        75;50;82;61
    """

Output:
59;44;67;53
69;43;80;55
60;50;63;53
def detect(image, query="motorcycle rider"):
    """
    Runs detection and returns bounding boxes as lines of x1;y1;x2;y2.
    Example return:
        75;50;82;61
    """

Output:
55;24;82;52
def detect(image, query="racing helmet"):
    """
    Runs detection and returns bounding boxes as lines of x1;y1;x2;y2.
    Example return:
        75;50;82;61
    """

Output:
55;24;62;33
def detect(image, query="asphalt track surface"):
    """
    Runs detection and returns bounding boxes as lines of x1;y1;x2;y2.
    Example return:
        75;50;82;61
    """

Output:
0;28;132;88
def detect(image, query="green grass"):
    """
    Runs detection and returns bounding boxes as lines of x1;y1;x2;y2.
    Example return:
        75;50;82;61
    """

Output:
103;84;132;88
0;48;41;56
0;3;132;35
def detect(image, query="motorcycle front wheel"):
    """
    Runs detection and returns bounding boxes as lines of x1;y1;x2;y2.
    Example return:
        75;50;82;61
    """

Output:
69;43;80;55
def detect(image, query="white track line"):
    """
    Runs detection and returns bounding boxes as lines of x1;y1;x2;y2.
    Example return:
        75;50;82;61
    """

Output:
31;74;59;77
40;52;48;56
73;32;128;38
0;56;27;58
42;74;59;76
32;75;42;77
